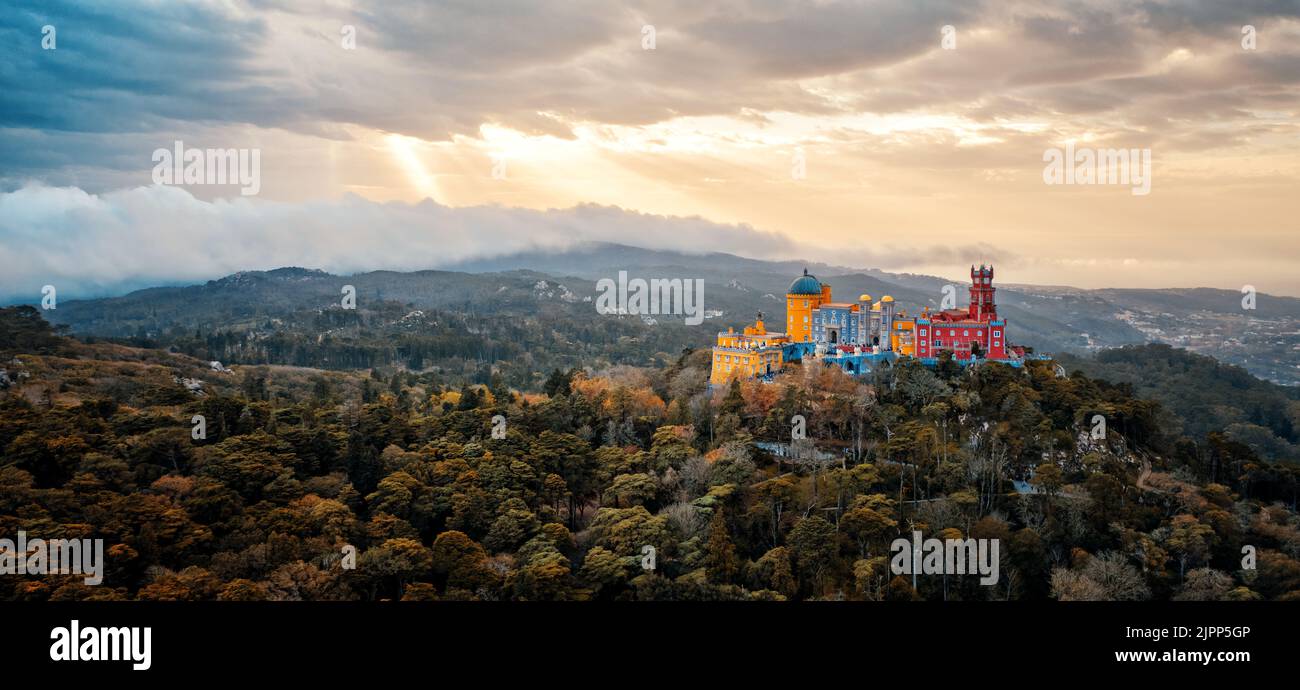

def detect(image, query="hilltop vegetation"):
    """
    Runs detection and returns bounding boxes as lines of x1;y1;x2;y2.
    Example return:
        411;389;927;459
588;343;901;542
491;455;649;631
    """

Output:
1058;345;1300;461
0;306;70;356
2;308;1298;601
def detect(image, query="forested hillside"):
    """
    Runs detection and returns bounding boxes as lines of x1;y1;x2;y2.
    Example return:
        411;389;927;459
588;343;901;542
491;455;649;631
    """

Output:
1057;345;1300;461
3;307;1298;601
44;268;712;389
39;254;1300;388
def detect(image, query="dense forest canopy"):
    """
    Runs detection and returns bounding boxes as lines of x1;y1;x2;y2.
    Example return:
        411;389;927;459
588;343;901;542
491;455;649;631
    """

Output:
2;307;1298;601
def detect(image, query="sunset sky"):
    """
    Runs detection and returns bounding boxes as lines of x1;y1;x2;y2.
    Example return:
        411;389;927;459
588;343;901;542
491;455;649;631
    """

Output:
2;0;1298;300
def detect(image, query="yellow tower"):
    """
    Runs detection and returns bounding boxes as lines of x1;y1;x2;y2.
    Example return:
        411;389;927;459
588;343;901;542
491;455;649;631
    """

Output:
785;269;827;343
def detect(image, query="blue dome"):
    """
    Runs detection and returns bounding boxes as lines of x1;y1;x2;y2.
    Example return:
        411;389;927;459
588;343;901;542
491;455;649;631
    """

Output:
788;269;822;295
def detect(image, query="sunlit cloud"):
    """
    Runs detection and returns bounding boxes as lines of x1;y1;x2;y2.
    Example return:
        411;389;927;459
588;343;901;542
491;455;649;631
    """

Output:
0;1;1297;295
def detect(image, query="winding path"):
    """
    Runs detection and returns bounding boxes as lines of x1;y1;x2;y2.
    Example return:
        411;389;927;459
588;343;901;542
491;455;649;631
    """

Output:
1136;459;1161;493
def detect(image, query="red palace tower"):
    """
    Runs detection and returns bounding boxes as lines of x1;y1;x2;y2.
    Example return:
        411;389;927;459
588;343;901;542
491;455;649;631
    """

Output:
968;264;996;321
913;264;1009;362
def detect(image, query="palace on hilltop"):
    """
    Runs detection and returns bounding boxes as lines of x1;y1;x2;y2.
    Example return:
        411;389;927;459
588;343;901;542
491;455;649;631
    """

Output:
710;265;1030;385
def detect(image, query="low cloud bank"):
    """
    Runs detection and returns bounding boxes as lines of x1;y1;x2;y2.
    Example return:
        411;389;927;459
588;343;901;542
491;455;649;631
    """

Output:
0;184;804;302
0;183;1020;304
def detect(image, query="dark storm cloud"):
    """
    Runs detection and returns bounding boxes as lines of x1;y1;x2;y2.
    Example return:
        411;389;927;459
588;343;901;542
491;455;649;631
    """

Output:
1140;0;1300;33
0;0;272;133
677;0;981;78
5;1;952;147
353;0;627;74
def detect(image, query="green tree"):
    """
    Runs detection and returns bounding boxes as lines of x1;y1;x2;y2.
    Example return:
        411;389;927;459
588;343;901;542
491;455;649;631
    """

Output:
703;508;739;584
358;538;433;599
1164;514;1215;582
430;531;496;594
841;494;897;558
580;547;633;598
751;547;797;598
602;473;658;508
788;515;839;595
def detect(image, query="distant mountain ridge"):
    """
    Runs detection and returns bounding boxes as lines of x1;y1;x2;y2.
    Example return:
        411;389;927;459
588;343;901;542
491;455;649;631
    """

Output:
36;244;1300;385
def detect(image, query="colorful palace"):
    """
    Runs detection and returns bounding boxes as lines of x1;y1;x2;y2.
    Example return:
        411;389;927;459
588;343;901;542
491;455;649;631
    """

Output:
710;265;1031;385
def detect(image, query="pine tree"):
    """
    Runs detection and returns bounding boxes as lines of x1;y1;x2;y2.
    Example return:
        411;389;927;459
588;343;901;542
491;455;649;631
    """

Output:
704;508;739;584
720;378;745;417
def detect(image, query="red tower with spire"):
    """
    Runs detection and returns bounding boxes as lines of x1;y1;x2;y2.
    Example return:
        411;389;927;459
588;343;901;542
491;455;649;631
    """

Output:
968;264;996;321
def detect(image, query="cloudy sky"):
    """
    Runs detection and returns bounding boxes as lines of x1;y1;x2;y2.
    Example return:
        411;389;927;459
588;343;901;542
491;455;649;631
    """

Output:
1;0;1298;301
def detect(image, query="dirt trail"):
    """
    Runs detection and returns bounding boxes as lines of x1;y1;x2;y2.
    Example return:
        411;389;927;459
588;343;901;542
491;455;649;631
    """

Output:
1136;459;1157;492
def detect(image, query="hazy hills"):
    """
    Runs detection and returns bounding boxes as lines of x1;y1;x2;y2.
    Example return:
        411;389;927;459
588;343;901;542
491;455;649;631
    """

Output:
455;243;1300;385
34;243;1300;385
